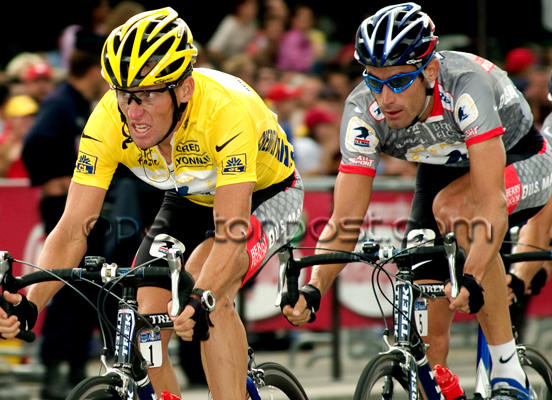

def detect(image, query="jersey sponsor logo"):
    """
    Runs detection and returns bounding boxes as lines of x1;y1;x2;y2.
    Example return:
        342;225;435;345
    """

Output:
215;132;242;152
405;142;468;164
258;129;293;167
498;84;520;109
175;140;213;169
348;155;375;168
522;180;541;200
75;151;98;174
474;56;494;73
345;117;378;154
81;131;102;142
455;93;478;131
369;101;385;121
222;154;246;174
438;84;453;112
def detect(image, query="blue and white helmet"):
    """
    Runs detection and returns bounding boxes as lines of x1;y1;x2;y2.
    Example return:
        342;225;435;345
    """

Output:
355;2;438;68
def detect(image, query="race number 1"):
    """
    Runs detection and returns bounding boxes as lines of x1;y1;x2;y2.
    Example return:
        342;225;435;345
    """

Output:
414;299;428;337
139;330;162;368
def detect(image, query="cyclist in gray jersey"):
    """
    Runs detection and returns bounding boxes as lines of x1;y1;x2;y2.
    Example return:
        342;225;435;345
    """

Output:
507;75;552;302
282;3;552;400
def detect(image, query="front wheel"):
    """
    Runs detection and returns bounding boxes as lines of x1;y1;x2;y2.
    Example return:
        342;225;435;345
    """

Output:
354;352;412;400
519;344;552;400
248;362;309;400
66;375;125;400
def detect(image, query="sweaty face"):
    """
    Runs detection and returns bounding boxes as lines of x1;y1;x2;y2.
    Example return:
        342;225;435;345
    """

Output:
115;84;178;150
365;64;429;130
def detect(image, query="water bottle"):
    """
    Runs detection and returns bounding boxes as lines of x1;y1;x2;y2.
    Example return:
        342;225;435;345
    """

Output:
434;364;465;400
161;391;182;400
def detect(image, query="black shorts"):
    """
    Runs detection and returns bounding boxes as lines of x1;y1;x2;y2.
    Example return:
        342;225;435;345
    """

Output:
408;126;552;281
132;171;304;289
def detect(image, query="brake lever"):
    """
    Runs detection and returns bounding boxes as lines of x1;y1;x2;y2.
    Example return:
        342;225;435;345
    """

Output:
275;248;291;307
167;248;194;317
443;232;459;298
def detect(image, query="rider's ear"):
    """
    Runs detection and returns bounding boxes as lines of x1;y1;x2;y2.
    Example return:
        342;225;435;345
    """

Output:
179;76;195;103
425;59;440;82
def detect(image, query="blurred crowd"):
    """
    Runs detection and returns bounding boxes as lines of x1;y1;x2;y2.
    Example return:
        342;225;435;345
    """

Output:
1;0;552;181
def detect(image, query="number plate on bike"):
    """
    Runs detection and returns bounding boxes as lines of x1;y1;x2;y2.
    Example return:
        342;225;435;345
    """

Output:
414;299;428;337
139;331;162;368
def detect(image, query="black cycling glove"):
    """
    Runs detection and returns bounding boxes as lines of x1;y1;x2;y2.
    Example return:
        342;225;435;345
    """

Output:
280;284;321;324
1;294;38;333
530;267;548;296
507;273;526;304
460;274;485;314
187;297;213;342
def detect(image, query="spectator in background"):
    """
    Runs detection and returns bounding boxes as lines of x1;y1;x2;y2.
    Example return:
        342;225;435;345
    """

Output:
251;66;279;100
206;0;259;68
57;0;110;71
5;53;58;103
246;14;286;68
19;61;57;104
265;82;304;145
103;0;146;34
221;53;257;86
0;95;38;178
21;41;110;400
293;107;340;176
504;47;538;93
276;4;326;75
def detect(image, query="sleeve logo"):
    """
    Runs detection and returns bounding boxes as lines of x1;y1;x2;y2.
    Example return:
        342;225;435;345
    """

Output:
345;117;378;154
222;154;247;175
455;93;478;131
75;151;98;174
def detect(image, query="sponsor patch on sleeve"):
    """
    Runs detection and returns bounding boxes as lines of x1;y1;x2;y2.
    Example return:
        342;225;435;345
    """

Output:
345;117;379;154
75;151;98;175
455;93;479;131
221;154;247;175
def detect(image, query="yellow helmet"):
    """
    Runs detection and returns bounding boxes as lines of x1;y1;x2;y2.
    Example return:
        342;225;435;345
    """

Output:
101;7;197;88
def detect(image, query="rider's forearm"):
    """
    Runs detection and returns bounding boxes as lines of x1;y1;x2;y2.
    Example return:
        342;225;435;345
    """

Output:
309;217;360;297
26;226;88;312
463;199;508;282
196;239;247;301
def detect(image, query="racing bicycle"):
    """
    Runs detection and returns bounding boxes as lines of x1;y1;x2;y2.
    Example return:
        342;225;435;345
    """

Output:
0;247;309;400
276;231;552;400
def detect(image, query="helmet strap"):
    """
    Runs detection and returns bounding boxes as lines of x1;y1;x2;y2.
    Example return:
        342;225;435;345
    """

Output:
153;87;187;147
406;71;435;128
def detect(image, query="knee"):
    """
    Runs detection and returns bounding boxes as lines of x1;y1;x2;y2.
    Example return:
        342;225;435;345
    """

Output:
432;190;471;234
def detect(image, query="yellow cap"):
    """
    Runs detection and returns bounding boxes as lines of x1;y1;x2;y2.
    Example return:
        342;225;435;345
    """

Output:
5;95;39;118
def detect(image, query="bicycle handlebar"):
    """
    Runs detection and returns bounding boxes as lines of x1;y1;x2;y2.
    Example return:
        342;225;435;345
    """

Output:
278;233;467;308
0;251;195;343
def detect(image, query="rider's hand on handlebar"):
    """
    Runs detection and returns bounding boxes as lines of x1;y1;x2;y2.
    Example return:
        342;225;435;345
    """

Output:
169;300;197;341
444;274;484;314
444;283;471;313
0;291;25;339
169;297;212;342
281;294;312;326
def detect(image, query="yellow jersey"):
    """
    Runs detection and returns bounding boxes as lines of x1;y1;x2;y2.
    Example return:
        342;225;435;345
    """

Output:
73;68;295;206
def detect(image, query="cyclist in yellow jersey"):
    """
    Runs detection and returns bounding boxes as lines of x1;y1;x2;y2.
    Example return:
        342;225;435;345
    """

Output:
0;8;304;399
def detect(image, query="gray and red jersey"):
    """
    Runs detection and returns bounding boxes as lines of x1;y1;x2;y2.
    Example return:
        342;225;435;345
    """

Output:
340;50;552;214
